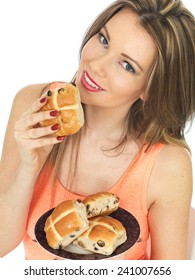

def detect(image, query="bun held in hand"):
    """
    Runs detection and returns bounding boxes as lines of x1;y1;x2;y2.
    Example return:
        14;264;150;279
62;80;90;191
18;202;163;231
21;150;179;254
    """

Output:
40;82;84;136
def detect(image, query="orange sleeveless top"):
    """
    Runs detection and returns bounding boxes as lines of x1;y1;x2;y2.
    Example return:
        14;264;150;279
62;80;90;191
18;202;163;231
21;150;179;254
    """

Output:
24;143;164;259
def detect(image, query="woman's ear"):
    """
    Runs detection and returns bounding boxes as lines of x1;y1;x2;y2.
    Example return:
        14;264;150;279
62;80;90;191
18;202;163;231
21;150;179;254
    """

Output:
139;92;145;101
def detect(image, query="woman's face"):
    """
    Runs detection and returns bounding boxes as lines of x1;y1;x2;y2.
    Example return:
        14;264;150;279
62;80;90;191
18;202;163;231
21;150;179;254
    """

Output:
76;8;157;110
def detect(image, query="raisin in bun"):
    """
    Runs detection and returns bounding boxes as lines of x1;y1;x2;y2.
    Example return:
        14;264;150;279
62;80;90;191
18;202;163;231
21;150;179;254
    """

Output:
73;216;127;255
83;192;120;218
44;200;89;249
40;82;84;136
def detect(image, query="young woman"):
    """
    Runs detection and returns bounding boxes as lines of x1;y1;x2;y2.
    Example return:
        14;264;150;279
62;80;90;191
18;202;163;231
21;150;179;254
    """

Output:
0;0;194;259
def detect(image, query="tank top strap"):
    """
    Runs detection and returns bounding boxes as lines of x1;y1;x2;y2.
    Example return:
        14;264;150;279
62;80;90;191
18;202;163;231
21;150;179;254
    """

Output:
111;142;165;214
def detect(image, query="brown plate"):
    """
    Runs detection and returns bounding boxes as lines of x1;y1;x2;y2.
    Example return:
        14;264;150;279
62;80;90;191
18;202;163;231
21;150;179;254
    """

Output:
34;207;140;260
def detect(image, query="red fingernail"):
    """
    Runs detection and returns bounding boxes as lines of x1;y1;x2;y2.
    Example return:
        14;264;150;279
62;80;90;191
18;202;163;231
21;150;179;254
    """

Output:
50;110;59;117
57;136;65;141
40;97;47;103
51;124;60;131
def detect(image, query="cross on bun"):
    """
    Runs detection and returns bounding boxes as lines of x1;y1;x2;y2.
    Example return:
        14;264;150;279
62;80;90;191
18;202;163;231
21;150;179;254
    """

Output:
83;192;120;218
73;216;127;255
44;200;89;249
40;82;84;136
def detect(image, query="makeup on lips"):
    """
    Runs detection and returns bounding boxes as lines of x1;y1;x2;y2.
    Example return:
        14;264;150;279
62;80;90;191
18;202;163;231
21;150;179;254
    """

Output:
81;71;105;93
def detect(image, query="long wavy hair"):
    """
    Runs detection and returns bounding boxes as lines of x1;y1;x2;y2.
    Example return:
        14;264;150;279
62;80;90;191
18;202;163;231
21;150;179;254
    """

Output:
44;0;195;187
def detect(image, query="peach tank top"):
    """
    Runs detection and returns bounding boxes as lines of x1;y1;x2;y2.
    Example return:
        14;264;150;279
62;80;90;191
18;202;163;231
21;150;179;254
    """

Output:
24;142;164;259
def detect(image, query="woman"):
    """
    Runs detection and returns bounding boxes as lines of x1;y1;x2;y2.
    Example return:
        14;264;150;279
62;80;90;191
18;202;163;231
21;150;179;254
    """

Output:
0;0;194;259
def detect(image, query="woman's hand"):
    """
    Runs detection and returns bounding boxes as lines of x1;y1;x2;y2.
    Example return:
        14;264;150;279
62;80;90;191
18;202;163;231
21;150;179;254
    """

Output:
14;96;64;172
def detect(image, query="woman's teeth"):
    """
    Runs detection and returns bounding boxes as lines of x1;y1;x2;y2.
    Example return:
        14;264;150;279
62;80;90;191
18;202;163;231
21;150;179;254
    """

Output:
84;72;102;90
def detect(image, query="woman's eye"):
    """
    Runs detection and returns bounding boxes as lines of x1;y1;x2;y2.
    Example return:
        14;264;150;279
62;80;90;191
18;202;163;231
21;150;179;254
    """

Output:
121;61;135;74
98;33;108;47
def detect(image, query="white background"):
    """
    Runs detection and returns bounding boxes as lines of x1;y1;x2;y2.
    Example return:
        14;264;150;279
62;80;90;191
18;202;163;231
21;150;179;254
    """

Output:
0;0;194;260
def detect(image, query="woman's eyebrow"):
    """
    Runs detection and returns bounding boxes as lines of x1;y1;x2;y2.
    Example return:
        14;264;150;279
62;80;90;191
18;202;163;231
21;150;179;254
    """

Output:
102;26;110;41
121;53;143;72
103;26;143;72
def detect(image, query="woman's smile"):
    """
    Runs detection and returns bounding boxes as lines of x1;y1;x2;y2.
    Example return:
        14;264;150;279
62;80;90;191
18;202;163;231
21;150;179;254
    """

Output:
80;71;105;93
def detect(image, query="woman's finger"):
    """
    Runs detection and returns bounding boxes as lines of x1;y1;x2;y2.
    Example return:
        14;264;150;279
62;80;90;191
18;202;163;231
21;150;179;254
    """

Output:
21;97;47;118
15;134;65;150
14;110;59;131
14;123;60;140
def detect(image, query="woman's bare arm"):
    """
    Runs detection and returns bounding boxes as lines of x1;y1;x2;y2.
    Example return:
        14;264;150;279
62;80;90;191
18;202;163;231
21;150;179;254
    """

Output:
148;145;193;260
0;83;62;256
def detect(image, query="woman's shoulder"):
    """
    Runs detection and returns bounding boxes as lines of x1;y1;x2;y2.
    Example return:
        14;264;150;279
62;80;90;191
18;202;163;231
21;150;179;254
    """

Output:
153;143;192;187
147;143;193;207
13;83;49;110
157;144;192;171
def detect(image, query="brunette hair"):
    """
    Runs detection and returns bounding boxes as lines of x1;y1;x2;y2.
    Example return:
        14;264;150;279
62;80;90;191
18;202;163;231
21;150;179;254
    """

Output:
46;0;195;185
79;0;195;148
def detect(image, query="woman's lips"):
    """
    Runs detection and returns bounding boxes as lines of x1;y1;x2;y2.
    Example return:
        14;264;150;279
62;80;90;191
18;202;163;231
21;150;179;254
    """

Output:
80;71;105;92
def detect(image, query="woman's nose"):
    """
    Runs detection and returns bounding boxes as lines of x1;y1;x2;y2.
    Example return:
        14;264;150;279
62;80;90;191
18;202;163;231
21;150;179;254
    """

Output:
89;54;109;78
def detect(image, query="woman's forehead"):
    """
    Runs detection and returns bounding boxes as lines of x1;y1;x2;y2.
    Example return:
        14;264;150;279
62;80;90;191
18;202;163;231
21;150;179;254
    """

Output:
104;8;157;72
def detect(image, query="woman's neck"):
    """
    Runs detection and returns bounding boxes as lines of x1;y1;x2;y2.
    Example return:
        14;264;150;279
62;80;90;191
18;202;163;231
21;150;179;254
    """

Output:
82;104;129;141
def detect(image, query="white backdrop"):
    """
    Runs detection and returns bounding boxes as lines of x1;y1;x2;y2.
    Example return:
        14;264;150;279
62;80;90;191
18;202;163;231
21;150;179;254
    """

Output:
0;0;194;260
